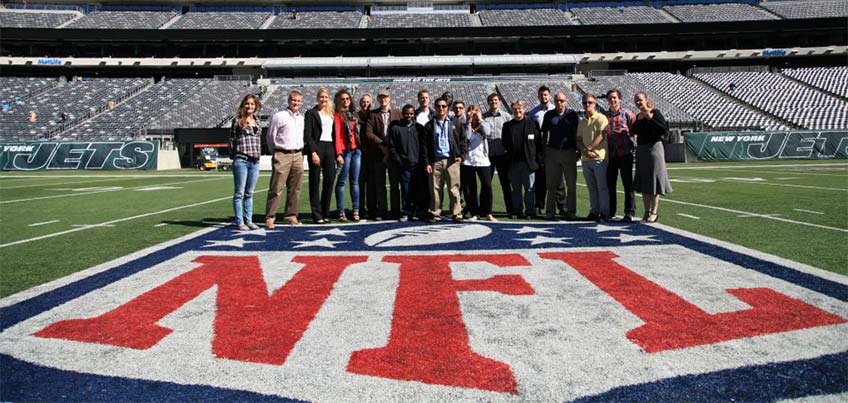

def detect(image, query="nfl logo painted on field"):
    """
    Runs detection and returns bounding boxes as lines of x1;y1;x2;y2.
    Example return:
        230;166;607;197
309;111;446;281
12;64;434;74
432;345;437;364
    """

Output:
1;221;846;401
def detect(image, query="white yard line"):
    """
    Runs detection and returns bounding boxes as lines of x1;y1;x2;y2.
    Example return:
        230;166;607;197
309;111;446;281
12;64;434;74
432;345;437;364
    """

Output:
577;182;848;233
0;176;148;190
663;198;847;233
28;220;60;227
667;162;847;170
0;177;226;204
676;214;700;220
720;178;847;192
0;187;268;249
794;208;825;215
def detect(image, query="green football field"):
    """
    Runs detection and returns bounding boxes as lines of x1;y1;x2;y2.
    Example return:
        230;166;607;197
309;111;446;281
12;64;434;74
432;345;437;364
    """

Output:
1;159;846;298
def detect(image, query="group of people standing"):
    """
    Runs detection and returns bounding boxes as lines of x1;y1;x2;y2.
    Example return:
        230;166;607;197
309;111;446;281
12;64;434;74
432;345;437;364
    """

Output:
227;84;673;230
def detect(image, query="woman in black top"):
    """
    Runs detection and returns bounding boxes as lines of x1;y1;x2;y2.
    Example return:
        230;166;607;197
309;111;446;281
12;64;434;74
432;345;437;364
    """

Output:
304;88;337;224
230;94;263;231
632;92;673;223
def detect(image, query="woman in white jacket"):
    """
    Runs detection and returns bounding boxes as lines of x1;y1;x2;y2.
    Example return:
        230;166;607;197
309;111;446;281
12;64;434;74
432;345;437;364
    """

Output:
461;105;497;222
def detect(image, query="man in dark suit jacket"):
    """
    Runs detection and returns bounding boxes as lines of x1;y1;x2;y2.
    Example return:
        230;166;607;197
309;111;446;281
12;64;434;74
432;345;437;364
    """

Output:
423;97;468;223
364;89;402;220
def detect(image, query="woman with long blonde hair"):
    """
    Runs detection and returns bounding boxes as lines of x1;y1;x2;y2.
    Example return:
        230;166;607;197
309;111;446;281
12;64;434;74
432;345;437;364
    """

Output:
229;93;263;231
304;87;337;224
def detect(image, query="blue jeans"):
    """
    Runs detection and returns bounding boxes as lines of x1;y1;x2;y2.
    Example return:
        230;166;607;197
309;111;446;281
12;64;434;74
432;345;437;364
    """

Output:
336;149;361;213
508;161;536;216
232;156;260;225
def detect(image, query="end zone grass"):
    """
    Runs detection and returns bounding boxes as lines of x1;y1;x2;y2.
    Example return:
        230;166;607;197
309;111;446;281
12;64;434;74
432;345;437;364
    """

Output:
1;160;846;297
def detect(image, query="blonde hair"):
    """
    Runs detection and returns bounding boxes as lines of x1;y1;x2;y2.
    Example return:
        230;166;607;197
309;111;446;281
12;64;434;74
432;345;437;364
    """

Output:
317;87;334;114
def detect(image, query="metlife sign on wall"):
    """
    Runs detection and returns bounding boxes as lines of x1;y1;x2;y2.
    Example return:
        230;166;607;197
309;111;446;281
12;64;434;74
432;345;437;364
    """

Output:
0;141;159;170
685;131;848;161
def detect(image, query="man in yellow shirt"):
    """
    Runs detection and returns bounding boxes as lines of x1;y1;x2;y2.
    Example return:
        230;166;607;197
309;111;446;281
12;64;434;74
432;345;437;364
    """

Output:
577;93;610;221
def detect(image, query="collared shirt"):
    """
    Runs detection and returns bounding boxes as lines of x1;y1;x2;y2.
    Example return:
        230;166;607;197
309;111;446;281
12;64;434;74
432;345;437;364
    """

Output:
231;117;262;159
267;108;304;151
578;112;609;161
482;109;512;141
381;111;390;137
604;108;636;157
415;107;434;126
434;118;450;158
528;102;554;129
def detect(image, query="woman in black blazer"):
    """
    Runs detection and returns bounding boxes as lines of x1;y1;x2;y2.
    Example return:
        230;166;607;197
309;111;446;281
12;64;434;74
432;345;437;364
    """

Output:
304;88;337;224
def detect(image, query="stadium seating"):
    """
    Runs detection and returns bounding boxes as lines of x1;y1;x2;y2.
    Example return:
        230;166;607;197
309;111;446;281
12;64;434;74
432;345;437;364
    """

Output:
575;75;695;125
570;6;673;25
64;11;175;29
0;10;78;28
168;11;271;30
781;66;848;99
694;71;848;130
267;11;363;29
0;78;150;141
62;79;205;140
631;72;787;131
496;81;584;113
151;81;258;129
478;8;573;26
367;13;472;28
663;3;778;22
761;0;848;19
0;77;61;103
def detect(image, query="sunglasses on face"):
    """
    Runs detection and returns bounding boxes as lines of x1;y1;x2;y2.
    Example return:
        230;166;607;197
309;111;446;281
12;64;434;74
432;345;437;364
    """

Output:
436;104;448;109
556;99;567;103
582;101;595;105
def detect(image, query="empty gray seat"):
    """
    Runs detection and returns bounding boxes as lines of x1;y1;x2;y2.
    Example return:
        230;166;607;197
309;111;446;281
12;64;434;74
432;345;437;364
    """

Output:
571;6;672;25
762;0;848;19
663;3;777;22
268;11;363;29
0;10;78;28
367;13;472;28
65;11;175;29
478;8;573;26
168;12;270;30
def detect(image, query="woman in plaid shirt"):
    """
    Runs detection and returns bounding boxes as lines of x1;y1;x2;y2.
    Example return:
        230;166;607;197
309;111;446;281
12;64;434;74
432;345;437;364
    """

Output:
230;94;263;231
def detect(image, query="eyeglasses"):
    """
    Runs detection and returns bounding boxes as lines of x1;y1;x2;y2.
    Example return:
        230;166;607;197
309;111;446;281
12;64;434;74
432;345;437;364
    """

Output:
436;104;448;109
582;101;595;105
340;97;350;101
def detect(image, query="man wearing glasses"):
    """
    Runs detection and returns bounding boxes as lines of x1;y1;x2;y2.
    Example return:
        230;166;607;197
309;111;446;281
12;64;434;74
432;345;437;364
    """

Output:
577;93;610;221
540;92;580;221
424;97;467;223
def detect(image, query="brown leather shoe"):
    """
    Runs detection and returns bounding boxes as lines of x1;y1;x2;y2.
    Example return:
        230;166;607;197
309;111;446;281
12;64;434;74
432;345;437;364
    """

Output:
265;218;275;229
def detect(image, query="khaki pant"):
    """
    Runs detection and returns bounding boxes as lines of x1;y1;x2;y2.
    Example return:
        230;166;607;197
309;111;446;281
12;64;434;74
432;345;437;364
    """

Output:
265;152;304;221
545;147;578;215
429;158;462;217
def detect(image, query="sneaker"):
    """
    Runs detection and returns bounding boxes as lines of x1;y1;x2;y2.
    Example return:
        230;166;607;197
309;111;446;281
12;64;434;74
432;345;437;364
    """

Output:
622;214;634;223
236;223;249;231
398;215;409;222
246;222;259;230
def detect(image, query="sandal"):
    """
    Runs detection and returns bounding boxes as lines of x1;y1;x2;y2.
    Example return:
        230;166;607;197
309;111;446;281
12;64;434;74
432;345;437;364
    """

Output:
339;213;348;222
352;211;360;221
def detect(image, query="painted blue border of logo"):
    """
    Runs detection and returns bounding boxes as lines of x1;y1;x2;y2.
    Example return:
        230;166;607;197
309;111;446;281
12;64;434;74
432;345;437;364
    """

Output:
1;222;846;401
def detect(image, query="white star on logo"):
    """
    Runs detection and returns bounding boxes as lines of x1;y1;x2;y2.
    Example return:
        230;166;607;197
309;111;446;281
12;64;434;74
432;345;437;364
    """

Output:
308;228;359;237
203;238;262;248
583;223;632;233
602;234;659;243
292;238;349;248
517;235;571;245
506;226;554;235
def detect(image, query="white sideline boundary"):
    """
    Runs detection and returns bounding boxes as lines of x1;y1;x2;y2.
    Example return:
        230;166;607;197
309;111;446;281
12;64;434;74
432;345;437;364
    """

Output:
0;176;149;190
1;177;227;204
0;187;267;249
